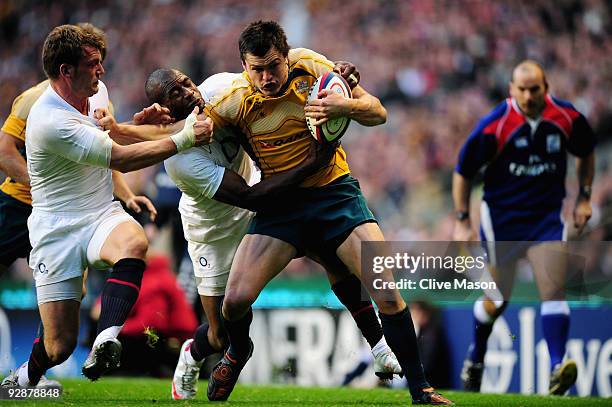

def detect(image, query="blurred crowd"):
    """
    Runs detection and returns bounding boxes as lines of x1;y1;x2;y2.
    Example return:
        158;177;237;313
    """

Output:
1;0;611;265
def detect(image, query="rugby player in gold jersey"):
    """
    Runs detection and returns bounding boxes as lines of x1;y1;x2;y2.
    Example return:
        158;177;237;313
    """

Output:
204;20;453;405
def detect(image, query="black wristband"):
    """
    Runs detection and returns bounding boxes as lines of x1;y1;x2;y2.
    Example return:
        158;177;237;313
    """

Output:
456;211;469;221
579;185;592;200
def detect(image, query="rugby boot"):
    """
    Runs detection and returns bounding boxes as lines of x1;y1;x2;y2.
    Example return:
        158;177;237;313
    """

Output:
412;387;455;405
460;358;484;392
207;339;253;401
82;338;122;381
373;345;403;379
549;359;577;395
1;363;62;389
171;339;203;400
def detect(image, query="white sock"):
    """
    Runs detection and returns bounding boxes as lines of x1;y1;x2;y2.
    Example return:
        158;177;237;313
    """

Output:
17;362;30;387
92;325;123;349
474;299;496;324
372;336;390;358
541;300;570;316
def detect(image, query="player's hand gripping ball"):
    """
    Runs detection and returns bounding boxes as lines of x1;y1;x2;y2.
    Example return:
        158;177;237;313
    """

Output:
306;72;352;143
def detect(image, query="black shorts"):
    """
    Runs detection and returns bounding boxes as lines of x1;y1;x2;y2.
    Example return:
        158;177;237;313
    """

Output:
247;175;377;254
0;190;32;267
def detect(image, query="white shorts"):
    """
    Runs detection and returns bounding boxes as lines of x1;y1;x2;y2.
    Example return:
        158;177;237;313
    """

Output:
36;276;83;305
29;201;139;290
187;217;250;297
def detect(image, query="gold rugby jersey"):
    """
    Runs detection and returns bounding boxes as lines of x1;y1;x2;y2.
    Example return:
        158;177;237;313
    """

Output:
1;80;115;205
205;48;350;187
0;80;50;205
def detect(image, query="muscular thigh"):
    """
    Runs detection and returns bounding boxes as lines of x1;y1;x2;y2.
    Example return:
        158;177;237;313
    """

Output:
336;222;404;310
226;234;296;297
93;204;145;266
336;222;385;277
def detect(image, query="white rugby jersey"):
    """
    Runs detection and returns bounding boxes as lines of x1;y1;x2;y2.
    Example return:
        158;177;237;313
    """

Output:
164;73;259;243
26;81;113;213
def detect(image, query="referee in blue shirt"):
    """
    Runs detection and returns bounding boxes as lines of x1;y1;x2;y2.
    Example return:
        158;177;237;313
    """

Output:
453;60;596;396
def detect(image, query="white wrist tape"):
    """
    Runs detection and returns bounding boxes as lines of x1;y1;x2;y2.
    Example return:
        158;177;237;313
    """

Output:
170;111;197;152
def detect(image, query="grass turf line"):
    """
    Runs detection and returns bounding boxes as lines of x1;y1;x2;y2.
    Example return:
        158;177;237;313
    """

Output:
2;378;609;406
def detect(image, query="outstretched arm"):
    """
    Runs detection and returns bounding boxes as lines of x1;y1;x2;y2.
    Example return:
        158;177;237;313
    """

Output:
110;108;213;172
213;141;337;212
95;107;182;144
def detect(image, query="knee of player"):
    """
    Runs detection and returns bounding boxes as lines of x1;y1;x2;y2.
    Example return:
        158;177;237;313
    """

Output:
122;232;149;259
223;288;255;318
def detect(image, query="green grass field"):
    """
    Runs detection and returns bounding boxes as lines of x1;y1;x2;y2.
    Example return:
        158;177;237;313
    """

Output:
2;378;609;406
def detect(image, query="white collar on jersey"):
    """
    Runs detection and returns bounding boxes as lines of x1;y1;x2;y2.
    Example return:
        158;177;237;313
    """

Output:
511;98;541;136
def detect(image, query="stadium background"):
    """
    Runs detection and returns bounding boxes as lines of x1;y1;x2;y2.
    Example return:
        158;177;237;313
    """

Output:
0;0;610;398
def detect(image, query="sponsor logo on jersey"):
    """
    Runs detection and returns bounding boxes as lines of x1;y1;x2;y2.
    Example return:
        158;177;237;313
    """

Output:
514;137;528;148
37;263;48;274
547;134;561;153
509;161;557;176
258;132;307;149
295;80;309;94
199;256;210;268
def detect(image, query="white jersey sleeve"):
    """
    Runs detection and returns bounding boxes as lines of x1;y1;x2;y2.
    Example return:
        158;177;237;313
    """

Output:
164;148;225;200
199;73;242;103
41;118;111;168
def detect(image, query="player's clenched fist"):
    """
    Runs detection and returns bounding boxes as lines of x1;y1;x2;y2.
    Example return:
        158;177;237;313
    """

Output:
94;107;118;134
193;113;214;146
171;106;213;152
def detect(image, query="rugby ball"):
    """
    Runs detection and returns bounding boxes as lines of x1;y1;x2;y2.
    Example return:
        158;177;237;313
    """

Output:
306;71;352;143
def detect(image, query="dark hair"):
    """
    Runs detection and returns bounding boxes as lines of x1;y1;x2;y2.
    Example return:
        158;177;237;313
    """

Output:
42;24;106;79
145;68;177;104
239;20;289;61
77;22;108;61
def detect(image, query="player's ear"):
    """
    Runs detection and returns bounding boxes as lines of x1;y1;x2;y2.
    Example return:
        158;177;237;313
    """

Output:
60;64;73;78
